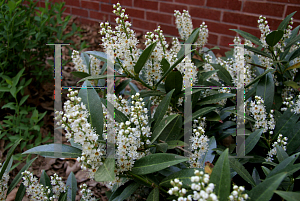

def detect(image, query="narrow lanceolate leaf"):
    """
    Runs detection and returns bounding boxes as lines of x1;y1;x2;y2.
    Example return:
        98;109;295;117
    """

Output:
160;168;204;188
210;64;233;86
256;72;274;113
22;144;82;158
286;121;300;154
252;167;261;186
177;27;200;58
115;79;131;95
245;129;264;155
78;75;126;83
285;32;300;50
134;42;157;74
230;29;262;46
153;89;175;131
197;93;235;106
130;153;188;175
139;90;165;98
244;46;273;59
210;149;230;201
78;81;103;140
40;170;52;193
189;106;218;123
158;114;182;141
229;158;256;186
151;114;180;143
198;136;217;167
147;188;159;201
7;157;37;194
275;190;300;201
277;12;297;31
165;71;183;96
15;183;26;201
166;140;187;150
100;98;129;123
276;145;289;163
95;158;115;182
66;172;77;201
113;182;140;201
245;68;275;88
248;172;286;201
266;30;284;47
284;80;300;90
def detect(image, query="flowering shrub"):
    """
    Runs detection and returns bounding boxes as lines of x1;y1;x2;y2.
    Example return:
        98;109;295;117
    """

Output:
22;3;300;201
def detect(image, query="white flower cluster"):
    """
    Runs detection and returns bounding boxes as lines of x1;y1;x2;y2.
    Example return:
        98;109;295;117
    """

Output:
71;50;101;85
228;185;249;201
189;117;209;168
0;163;9;201
80;183;97;201
292;95;300;114
21;171;66;200
100;3;140;75
55;88;106;178
258;16;271;48
249;96;275;134
150;95;183;119
265;134;288;162
281;94;300;114
168;170;218;201
203;54;219;82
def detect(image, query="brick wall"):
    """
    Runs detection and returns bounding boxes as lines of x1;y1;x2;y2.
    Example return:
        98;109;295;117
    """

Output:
32;0;300;55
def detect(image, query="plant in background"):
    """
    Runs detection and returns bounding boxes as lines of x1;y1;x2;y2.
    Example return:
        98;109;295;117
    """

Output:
23;3;300;201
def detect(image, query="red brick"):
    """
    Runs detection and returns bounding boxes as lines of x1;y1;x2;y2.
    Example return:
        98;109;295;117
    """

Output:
219;35;235;47
63;6;71;14
101;4;114;14
146;11;173;24
223;12;259;27
160;2;188;13
215;47;231;57
190;7;221;22
72;8;89;17
266;17;284;30
266;0;300;4
286;5;300;21
207;0;241;11
90;11;109;21
132;19;158;31
174;0;205;6
192;19;238;36
80;18;99;25
125;8;145;19
160;24;179;37
64;0;80;7
81;1;99;10
111;0;133;7
207;33;219;45
97;0;110;3
134;0;158;10
238;27;261;38
243;2;285;17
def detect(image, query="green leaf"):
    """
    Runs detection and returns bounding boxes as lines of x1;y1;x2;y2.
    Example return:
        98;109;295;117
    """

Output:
166;140;187;149
151;114;180;143
95;158;115;182
22;144;82;158
134;42;157;74
284;80;300;90
100;98;129;123
285;34;300;50
165;71;183;96
40;170;52;196
276;145;289;163
7;157;37;194
267;153;300;178
248;173;286;201
155;143;168;153
190;106;219;123
245;68;275;88
152;89;175;130
244;46;273;59
71;71;91;79
245;129;264;155
256;72;274;113
289;47;300;61
275;190;300;201
230;29;262;46
278;12;297;31
113;182;140;201
261;166;271;176
66;172;77;201
78;81;103;139
160;168;203;188
0;87;10;92
210;149;230;201
146;188;159;201
139;90;165;98
78;74;126;83
266;30;284;47
286;121;300;154
130;153;188;175
197;93;235;106
15;183;26;201
109;183;127;201
19;95;29;106
252;167;261;185
115;79;131;95
160;58;170;74
198;136;217;167
229;158;256;186
210;64;233;85
177;28;200;58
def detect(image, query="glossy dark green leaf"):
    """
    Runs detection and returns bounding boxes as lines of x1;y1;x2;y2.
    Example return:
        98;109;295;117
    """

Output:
275;190;300;201
197;93;235;106
198;136;216;167
115;79;131;95
230;29;262;46
286;121;300;154
40;170;52;191
289;47;300;61
277;12;297;31
161;58;170;74
252;167;261;186
81;52;91;73
22;144;82;158
245;129;264;155
165;71;183;96
245;68;275;88
78;81;103;139
177;28;200;58
248;172;286;201
113;182;140;201
95;158;115;182
78;74;126;83
66;172;77;201
134;42;157;74
155;143;168;153
15;183;26;201
266;30;284;47
229;158;256;186
166;140;187;149
267;153;299;178
244;45;273;59
153;89;175;131
130;153;188;175
139;90;165;98
190;106;218;123
210;149;230;201
147;188;159;201
256;72;274;112
285;34;300;50
158;114;182;142
160;168;203;188
276;145;289;163
210;64;233;85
